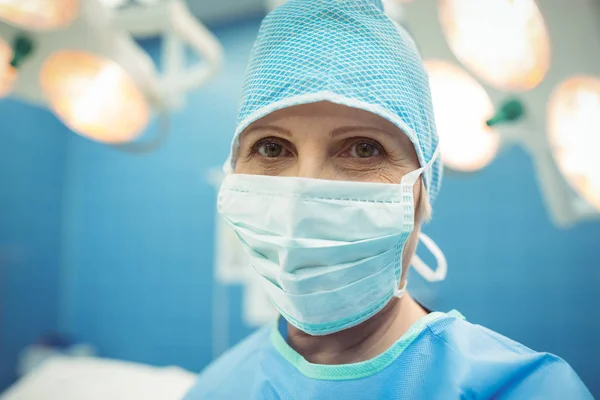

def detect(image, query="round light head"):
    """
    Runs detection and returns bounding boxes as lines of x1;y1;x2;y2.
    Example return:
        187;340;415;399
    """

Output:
0;38;17;98
0;0;78;30
439;0;550;91
425;60;499;172
548;76;600;211
40;51;150;143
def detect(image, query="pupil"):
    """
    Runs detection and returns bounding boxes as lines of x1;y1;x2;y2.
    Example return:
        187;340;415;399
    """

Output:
265;143;282;157
357;143;373;158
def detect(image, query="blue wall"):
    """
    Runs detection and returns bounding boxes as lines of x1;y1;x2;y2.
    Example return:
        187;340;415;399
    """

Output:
1;17;599;396
0;99;68;390
57;21;261;373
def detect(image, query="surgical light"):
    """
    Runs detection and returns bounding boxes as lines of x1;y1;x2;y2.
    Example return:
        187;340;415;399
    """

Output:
425;60;499;172
0;0;79;30
40;51;150;144
547;76;600;211
0;0;222;146
439;0;550;91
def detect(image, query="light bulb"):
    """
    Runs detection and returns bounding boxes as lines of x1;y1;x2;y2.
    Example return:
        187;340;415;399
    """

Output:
548;76;600;211
425;60;499;172
0;37;16;97
0;0;78;30
40;50;150;143
439;0;550;91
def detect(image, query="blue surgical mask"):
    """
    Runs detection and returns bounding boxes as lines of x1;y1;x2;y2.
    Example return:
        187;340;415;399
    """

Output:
218;149;441;336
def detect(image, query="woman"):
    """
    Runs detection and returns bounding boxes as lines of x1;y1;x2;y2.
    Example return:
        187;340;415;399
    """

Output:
185;0;592;398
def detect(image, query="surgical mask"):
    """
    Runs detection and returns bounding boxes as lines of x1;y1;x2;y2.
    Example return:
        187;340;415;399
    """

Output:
218;149;442;336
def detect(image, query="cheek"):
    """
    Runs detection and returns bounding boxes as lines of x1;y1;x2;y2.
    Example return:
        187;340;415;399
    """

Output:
233;155;254;174
233;142;254;174
375;168;402;184
365;164;407;184
370;165;424;219
234;154;297;176
327;162;413;184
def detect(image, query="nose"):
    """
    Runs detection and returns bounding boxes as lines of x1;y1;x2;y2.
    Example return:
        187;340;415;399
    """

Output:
295;153;327;179
284;141;336;180
296;155;345;181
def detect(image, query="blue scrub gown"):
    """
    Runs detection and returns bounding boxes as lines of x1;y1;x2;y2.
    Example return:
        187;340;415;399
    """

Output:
184;311;592;399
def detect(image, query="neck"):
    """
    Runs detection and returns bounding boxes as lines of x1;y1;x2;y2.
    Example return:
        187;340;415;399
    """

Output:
286;293;428;365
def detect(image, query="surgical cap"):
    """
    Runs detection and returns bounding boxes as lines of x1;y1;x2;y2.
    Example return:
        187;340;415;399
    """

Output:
227;0;442;203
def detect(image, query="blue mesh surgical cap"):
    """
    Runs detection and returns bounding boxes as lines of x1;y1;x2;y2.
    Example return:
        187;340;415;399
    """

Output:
227;0;442;203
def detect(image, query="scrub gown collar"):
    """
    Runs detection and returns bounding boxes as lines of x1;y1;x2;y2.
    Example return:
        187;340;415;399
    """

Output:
270;310;465;381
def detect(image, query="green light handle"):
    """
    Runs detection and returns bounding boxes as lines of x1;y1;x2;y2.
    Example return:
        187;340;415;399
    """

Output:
9;34;34;69
486;98;525;127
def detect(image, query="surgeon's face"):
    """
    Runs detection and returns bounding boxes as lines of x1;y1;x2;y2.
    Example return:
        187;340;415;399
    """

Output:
235;101;420;184
235;102;424;276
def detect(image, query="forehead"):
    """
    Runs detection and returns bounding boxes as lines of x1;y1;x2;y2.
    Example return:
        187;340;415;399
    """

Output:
245;101;406;135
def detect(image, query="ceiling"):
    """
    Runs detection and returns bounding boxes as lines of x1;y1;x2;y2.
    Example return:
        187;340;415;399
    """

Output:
184;0;266;24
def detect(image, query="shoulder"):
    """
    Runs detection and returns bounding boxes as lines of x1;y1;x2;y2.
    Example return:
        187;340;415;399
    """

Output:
426;314;592;398
183;324;272;400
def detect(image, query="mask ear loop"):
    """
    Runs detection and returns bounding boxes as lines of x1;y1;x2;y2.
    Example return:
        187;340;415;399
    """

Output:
393;280;408;298
398;146;443;289
411;232;447;282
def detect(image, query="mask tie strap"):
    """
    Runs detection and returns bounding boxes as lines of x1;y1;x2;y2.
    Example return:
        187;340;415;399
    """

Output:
411;232;447;282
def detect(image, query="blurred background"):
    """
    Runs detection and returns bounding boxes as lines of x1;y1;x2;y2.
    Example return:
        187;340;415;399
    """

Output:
0;0;599;398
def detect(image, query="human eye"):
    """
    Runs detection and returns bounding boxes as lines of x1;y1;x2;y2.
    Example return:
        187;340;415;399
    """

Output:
341;138;385;159
252;137;292;158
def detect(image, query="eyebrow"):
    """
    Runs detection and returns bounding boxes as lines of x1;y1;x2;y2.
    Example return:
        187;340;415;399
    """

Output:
330;125;398;140
244;125;292;137
243;124;399;140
